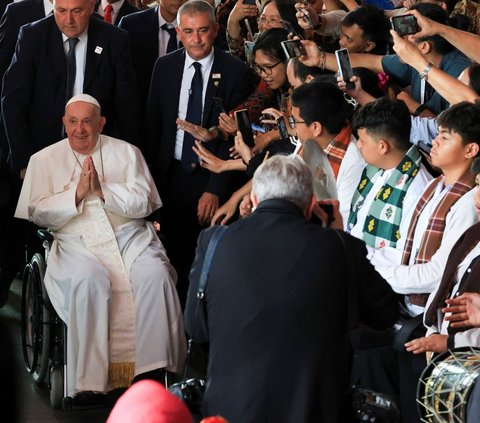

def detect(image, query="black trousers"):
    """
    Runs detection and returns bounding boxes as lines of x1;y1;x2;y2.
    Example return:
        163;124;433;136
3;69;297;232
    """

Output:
159;161;211;309
351;328;426;423
0;161;42;293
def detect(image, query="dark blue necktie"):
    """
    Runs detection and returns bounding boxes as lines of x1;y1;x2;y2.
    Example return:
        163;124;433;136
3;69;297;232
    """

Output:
161;23;178;54
181;62;203;171
66;37;79;103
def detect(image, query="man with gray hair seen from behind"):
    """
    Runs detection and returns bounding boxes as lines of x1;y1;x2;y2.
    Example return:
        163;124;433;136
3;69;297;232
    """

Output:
15;94;186;404
185;155;399;422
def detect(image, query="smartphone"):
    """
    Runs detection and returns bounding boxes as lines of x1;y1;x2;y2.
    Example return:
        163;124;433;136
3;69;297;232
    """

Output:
212;96;226;114
311;203;334;226
252;122;266;133
244;18;255;40
390;14;420;37
319;203;334;224
335;48;355;90
277;116;289;139
260;113;275;132
417;141;432;155
234;109;255;147
300;8;315;28
281;20;301;39
244;0;256;5
281;39;306;60
244;40;255;64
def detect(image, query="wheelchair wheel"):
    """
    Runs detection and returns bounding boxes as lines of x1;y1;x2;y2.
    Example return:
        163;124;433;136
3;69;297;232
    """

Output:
21;253;51;384
50;365;64;410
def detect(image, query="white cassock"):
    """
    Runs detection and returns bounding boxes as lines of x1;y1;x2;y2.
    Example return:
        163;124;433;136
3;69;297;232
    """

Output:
15;135;187;397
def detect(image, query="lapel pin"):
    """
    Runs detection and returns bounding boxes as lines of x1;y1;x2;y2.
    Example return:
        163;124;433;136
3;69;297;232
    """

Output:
94;46;103;55
212;73;221;87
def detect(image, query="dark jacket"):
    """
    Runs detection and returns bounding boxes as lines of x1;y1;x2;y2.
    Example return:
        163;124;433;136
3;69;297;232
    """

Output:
185;199;399;423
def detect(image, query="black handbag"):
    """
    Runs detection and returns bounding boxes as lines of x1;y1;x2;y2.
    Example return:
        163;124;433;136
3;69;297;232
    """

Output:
168;225;227;418
167;340;207;419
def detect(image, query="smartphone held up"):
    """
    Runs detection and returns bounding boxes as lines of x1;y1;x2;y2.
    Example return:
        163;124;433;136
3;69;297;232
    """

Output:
390;14;420;37
335;48;355;90
281;39;306;60
234;109;255;147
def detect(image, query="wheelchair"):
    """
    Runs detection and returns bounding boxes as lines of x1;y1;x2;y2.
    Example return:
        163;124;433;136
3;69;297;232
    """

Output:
21;229;73;410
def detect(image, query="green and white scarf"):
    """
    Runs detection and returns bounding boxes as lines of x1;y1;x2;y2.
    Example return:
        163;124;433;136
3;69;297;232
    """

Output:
347;145;422;248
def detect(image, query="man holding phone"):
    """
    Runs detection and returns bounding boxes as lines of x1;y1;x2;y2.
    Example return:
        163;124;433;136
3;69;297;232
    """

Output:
290;81;365;226
300;3;470;116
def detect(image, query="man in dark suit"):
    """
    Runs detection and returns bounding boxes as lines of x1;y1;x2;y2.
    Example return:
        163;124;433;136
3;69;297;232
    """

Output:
0;0;51;160
94;0;138;25
2;0;139;174
119;0;186;114
145;0;254;305
0;0;52;307
0;0;139;307
185;155;399;423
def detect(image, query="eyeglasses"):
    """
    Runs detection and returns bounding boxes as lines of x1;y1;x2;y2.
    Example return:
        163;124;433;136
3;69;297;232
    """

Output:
290;117;307;128
257;16;283;27
252;60;283;76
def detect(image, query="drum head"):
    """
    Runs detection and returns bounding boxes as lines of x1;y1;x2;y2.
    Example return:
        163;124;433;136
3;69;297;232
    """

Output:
417;347;480;423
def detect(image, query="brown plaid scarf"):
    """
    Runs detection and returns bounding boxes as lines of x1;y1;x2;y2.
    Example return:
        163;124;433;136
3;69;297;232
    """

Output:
424;222;480;329
402;170;476;306
323;126;352;178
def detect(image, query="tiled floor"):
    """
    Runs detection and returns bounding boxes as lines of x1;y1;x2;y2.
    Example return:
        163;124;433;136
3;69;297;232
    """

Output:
1;278;116;423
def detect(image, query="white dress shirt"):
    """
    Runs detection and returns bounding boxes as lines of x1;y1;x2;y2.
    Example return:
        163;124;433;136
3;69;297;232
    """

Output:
158;9;179;58
43;0;53;15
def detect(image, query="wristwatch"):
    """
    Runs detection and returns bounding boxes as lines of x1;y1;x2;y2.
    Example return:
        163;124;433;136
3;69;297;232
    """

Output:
208;125;221;141
419;62;433;81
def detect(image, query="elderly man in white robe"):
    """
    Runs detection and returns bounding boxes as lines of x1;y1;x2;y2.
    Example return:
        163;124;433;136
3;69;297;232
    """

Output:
15;94;187;400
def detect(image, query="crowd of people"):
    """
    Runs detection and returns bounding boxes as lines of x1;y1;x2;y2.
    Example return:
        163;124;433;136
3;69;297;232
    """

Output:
1;0;480;421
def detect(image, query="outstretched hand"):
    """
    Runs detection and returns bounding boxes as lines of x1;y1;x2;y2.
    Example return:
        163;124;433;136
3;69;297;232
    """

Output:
444;293;480;328
177;118;216;142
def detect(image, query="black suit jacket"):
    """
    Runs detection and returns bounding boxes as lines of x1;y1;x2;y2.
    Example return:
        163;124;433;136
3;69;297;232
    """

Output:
185;199;399;423
1;15;139;170
118;6;159;114
145;47;254;199
0;0;45;160
0;0;45;79
0;0;12;21
94;0;139;26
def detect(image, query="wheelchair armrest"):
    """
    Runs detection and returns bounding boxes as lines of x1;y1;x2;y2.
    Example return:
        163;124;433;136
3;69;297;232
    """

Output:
37;229;53;244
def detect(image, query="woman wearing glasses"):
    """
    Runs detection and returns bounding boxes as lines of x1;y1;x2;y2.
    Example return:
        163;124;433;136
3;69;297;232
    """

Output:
226;0;303;61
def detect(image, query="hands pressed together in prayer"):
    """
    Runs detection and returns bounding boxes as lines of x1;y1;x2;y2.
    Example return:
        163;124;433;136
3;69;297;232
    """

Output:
75;156;103;206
